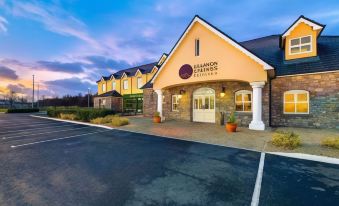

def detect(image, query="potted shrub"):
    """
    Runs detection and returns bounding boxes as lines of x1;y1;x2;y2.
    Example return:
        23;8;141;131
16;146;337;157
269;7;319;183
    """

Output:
153;112;161;123
226;112;237;132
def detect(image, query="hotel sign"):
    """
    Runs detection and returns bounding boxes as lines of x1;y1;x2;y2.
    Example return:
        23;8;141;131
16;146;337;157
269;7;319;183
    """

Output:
179;61;218;79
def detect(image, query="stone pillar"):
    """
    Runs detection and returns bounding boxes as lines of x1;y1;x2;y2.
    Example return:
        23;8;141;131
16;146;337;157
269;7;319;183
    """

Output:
155;89;163;121
249;82;265;130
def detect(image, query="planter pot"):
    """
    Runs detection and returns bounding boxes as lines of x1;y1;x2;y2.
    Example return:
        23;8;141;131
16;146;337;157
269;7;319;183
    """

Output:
226;123;237;132
153;116;161;123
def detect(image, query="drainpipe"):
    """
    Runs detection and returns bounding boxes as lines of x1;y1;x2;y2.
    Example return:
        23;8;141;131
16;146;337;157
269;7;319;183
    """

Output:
269;73;277;127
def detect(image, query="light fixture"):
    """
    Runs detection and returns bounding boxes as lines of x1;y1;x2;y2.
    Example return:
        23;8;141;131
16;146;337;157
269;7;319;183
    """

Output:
178;89;185;98
220;86;225;97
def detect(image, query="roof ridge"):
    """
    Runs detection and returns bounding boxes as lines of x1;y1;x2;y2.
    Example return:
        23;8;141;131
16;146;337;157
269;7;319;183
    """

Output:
240;34;280;43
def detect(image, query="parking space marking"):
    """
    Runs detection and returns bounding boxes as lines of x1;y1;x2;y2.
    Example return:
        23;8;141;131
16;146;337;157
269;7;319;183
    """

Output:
251;152;265;206
11;130;110;148
0;123;77;134
0;121;69;129
2;126;89;140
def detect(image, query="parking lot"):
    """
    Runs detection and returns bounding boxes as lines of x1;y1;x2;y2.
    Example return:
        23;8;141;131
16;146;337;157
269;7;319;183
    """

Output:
0;113;338;206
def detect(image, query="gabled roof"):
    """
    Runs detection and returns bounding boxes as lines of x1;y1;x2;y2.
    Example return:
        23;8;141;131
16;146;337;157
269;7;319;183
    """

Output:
280;15;325;48
282;15;325;38
151;15;274;84
96;76;110;83
111;62;157;79
241;35;339;76
94;90;122;97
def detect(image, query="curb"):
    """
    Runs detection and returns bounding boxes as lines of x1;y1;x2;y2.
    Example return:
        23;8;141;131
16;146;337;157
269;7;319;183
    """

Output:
30;115;339;165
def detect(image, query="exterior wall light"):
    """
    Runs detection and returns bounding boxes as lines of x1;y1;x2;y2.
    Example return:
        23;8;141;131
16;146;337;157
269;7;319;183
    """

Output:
178;89;186;98
220;86;226;97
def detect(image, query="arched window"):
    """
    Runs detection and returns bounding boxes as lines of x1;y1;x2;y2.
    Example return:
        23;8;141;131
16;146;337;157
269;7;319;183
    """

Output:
235;90;252;112
284;90;309;114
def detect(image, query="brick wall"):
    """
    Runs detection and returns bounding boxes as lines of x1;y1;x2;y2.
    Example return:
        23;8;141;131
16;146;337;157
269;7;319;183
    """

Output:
154;81;269;127
143;89;158;117
93;96;123;112
271;72;339;128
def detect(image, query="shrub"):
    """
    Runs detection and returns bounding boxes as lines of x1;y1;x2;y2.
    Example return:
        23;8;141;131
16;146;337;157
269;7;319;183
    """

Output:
272;131;301;149
7;108;40;113
60;113;76;120
90;115;122;125
154;112;160;117
227;112;236;123
321;137;339;149
111;116;129;127
47;107;115;122
0;108;8;113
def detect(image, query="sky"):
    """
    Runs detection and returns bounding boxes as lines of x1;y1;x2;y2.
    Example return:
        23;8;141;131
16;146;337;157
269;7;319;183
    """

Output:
0;0;338;100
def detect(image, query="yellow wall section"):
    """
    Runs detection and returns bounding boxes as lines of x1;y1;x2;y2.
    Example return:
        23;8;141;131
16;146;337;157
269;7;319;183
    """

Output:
97;70;157;95
285;22;318;60
153;22;268;90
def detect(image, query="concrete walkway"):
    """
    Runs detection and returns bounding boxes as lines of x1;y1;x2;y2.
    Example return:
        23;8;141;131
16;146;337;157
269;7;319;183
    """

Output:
122;116;339;158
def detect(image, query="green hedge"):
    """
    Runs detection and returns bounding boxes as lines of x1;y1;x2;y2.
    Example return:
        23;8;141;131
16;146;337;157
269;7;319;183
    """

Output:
47;107;115;122
7;108;40;113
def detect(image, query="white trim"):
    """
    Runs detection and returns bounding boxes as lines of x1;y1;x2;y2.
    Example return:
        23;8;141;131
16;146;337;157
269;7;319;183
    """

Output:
134;69;143;77
158;54;168;66
282;17;323;38
137;77;143;89
172;95;179;112
109;75;115;80
289;35;312;55
283;90;309;114
121;72;128;79
235;90;252;112
276;70;339;78
151;16;274;84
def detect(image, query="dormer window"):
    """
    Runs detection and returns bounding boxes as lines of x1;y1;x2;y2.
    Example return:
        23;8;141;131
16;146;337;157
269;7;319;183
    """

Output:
289;36;312;55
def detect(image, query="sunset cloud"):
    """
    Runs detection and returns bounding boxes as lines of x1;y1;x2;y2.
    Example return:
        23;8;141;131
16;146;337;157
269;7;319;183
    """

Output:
0;65;18;80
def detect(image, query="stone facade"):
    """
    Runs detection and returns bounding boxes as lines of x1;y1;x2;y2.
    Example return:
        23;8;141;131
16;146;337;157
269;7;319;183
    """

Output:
93;96;123;112
143;89;158;117
271;72;339;128
144;81;270;127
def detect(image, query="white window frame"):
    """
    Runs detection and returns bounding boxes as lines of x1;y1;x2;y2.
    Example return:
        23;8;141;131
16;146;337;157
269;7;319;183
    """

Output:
123;79;128;90
289;35;312;55
137;77;143;89
102;83;106;92
235;90;252;112
172;95;179;112
283;90;309;114
112;81;116;90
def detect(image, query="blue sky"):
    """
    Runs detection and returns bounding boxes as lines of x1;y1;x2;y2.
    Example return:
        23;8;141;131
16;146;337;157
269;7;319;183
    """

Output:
0;0;338;98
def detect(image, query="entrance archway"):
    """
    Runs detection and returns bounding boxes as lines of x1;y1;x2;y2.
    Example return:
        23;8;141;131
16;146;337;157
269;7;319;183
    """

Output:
193;88;215;123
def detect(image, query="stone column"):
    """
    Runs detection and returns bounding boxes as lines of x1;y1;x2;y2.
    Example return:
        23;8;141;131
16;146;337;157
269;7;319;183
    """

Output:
155;89;163;121
249;82;265;130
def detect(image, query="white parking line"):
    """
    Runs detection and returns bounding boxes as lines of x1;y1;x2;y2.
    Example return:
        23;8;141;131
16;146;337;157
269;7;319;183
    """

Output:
0;121;69;129
11;130;110;148
2;126;89;139
251;152;265;206
0;123;76;134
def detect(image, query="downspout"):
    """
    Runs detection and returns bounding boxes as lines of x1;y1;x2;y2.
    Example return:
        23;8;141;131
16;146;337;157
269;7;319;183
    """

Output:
269;71;276;127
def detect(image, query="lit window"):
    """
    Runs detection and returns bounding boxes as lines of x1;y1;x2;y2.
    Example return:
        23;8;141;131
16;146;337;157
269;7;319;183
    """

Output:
172;95;179;111
112;81;116;90
195;38;200;56
137;77;143;89
102;83;106;92
123;80;128;90
235;90;252;112
289;36;312;55
284;90;309;114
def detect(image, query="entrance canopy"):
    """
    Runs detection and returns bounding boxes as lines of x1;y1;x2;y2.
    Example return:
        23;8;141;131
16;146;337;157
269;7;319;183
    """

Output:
152;16;274;90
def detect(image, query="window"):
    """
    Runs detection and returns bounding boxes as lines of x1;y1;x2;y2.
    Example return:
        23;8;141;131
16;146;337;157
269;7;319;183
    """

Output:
123;79;128;90
112;81;116;90
289;36;312;55
235;90;252;112
284;90;309;114
102;83;106;92
137;77;143;89
195;38;200;56
172;95;179;111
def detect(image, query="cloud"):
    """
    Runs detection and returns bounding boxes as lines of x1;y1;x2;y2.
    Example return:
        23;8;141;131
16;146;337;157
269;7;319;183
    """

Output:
37;60;86;73
0;16;8;33
7;0;100;49
85;56;129;70
0;65;18;80
45;77;95;95
7;83;31;94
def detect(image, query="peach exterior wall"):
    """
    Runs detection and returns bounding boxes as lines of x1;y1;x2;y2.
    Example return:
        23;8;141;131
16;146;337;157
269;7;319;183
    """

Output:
153;22;268;90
